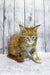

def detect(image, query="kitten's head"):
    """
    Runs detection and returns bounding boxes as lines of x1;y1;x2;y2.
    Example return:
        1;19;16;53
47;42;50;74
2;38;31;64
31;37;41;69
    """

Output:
19;24;40;45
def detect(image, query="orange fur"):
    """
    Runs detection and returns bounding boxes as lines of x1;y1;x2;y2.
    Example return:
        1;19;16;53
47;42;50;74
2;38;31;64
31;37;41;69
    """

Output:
7;25;42;63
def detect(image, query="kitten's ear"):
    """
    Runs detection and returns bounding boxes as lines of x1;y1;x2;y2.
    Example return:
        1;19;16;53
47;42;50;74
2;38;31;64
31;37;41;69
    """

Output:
19;24;26;33
33;25;40;32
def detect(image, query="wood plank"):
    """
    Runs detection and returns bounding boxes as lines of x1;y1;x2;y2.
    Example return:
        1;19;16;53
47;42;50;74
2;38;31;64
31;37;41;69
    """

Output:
44;0;50;52
0;0;4;54
24;0;35;27
35;0;45;52
15;0;24;33
4;0;15;53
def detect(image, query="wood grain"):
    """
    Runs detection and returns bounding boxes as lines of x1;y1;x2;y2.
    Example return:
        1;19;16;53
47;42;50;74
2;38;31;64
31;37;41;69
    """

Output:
44;0;50;52
24;0;35;27
35;0;45;52
0;0;50;53
0;0;4;53
15;0;24;33
3;0;15;53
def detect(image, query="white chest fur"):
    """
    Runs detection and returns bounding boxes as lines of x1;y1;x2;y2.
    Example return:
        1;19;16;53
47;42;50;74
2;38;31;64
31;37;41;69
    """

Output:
24;46;35;53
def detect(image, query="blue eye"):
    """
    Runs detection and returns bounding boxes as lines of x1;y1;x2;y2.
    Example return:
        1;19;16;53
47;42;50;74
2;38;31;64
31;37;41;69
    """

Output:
32;36;35;39
26;36;30;40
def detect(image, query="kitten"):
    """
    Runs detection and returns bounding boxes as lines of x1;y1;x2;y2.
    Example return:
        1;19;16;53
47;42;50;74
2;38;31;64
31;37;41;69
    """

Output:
7;24;42;63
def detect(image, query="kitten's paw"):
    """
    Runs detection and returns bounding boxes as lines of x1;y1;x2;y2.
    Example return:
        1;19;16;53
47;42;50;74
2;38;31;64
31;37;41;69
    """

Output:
24;58;29;61
34;57;42;63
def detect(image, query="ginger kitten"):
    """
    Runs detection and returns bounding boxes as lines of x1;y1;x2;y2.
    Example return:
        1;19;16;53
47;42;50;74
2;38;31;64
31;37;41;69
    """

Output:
7;25;42;63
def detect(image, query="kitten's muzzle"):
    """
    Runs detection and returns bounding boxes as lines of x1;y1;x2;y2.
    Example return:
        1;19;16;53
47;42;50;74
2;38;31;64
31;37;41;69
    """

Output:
27;41;35;45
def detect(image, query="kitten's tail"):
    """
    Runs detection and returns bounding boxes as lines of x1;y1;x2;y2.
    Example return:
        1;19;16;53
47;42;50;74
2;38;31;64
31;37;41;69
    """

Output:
7;54;24;62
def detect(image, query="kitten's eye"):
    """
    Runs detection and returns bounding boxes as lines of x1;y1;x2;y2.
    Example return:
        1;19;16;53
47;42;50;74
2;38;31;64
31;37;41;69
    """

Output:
26;36;30;40
32;36;35;39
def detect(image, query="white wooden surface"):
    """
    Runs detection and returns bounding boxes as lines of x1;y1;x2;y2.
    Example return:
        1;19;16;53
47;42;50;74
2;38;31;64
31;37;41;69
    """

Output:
0;0;50;53
0;53;50;75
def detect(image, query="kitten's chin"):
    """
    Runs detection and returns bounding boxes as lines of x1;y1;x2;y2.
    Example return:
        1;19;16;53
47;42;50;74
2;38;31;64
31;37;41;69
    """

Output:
27;41;35;45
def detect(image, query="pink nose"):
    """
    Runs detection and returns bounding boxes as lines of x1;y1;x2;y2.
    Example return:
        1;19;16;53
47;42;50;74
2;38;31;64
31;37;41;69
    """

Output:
30;40;32;42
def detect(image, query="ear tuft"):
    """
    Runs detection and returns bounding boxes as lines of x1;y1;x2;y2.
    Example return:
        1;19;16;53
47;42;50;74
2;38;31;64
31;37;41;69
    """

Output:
33;25;40;32
19;24;26;33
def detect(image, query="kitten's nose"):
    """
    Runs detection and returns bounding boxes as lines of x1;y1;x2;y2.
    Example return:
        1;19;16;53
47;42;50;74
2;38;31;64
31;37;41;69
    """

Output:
30;40;32;42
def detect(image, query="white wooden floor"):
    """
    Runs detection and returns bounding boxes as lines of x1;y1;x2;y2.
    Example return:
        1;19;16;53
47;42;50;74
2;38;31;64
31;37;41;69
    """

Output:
0;53;50;75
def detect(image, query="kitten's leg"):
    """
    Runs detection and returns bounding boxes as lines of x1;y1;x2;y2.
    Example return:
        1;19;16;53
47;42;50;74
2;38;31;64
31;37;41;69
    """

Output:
18;50;29;61
8;49;29;62
30;49;42;63
13;50;28;62
8;54;25;62
20;51;29;61
14;50;29;62
8;50;27;62
24;56;29;61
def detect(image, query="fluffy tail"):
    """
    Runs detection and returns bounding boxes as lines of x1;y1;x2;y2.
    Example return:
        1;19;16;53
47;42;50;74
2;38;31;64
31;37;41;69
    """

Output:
7;54;24;62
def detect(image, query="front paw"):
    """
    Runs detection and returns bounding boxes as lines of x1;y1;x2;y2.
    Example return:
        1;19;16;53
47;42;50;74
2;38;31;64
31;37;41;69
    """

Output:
33;57;42;63
24;58;29;61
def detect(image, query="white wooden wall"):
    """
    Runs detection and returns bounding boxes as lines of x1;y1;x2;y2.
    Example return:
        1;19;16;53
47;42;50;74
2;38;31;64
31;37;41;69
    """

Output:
0;0;50;54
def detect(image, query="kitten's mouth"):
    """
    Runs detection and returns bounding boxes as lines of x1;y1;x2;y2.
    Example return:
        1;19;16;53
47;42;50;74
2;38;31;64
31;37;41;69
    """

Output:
27;41;35;45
